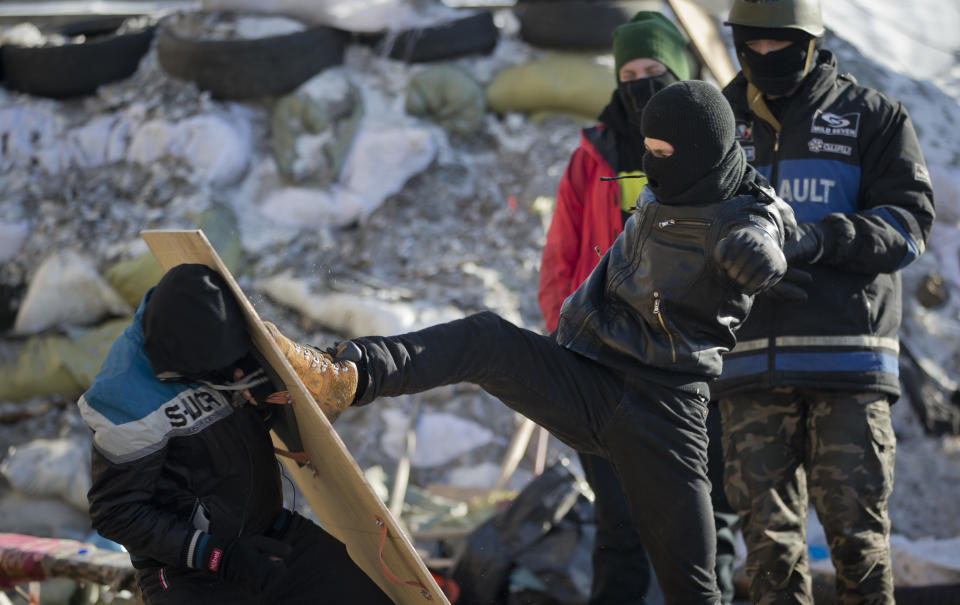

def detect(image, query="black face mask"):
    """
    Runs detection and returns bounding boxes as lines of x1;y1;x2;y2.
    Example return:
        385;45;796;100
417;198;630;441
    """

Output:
618;72;678;127
738;40;816;97
642;142;746;206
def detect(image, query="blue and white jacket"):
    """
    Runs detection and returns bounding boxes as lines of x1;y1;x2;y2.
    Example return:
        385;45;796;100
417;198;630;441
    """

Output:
78;298;283;569
715;51;935;398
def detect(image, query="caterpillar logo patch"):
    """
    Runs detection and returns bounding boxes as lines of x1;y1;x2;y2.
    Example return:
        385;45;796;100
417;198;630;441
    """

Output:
808;138;852;156
811;111;861;138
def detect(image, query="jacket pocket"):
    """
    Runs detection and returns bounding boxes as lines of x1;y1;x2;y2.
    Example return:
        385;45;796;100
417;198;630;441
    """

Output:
652;291;677;365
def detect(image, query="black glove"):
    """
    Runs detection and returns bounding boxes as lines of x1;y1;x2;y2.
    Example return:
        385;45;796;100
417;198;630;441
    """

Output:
189;533;291;594
783;222;826;264
765;267;813;302
713;227;787;295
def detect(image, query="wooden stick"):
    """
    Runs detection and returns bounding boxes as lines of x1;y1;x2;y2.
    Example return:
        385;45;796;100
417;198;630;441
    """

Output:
493;414;537;491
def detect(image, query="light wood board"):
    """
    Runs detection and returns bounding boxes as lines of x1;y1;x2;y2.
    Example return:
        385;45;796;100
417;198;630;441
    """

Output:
668;0;738;87
141;229;447;605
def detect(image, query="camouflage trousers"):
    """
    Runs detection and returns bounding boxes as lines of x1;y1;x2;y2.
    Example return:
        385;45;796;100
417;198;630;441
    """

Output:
718;389;896;605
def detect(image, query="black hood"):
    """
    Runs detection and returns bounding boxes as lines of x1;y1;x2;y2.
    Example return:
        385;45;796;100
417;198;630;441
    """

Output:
142;263;250;378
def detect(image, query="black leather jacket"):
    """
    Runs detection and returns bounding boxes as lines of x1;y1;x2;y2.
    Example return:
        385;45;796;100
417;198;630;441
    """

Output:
555;167;788;386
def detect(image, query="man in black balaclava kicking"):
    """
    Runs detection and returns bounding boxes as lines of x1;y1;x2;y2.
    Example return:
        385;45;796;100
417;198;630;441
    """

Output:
142;81;798;605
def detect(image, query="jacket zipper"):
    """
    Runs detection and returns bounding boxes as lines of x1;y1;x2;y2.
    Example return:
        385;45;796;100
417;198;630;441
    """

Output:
657;218;711;229
770;128;782;378
653;291;677;364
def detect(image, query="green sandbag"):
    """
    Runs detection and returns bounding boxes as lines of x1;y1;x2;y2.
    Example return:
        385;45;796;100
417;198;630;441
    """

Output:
485;55;613;119
106;203;243;310
406;65;486;137
61;318;131;388
0;318;129;402
271;81;363;186
106;252;164;308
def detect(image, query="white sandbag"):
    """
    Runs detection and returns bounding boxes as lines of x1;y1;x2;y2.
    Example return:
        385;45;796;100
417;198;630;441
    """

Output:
256;272;462;336
128;113;251;187
890;534;960;585
260;125;435;228
200;0;416;33
259;187;368;229
68;114;129;169
381;409;494;468
339;125;436;212
0;437;92;511
13;252;132;335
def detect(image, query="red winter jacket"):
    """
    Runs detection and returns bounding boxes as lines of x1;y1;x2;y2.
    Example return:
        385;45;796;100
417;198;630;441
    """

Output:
538;126;623;332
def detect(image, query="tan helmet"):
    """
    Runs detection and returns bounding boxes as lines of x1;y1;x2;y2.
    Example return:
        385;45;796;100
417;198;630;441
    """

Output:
726;0;825;37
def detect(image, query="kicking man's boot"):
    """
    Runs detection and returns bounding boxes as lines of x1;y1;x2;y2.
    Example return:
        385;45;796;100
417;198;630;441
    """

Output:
262;322;358;423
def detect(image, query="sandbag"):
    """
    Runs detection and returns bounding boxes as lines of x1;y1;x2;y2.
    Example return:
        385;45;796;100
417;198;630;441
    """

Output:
0;437;91;511
271;71;363;186
105;252;164;309
485;56;612;119
0;319;129;402
406;65;485;137
13;251;131;335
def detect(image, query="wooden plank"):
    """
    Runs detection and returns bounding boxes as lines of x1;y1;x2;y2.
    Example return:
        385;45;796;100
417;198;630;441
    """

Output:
667;0;738;87
141;229;447;605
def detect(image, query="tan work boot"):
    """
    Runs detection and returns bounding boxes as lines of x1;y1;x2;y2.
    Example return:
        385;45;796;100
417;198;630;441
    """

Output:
262;322;358;423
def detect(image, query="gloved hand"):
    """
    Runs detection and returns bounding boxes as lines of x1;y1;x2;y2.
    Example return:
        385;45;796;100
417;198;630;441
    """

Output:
190;533;291;594
713;227;787;295
783;222;826;264
765;267;813;302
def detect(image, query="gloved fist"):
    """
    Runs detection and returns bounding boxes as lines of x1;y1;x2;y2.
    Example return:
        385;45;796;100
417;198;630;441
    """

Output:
714;227;787;295
784;222;825;264
765;267;813;302
192;533;291;594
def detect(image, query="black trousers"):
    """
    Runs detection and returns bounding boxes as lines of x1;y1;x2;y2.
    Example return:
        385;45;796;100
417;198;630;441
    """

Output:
356;311;721;604
579;451;652;605
134;512;392;605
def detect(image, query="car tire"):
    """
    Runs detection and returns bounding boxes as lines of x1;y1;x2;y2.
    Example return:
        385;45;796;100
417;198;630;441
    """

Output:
155;13;348;100
514;0;651;50
360;11;499;63
1;18;154;98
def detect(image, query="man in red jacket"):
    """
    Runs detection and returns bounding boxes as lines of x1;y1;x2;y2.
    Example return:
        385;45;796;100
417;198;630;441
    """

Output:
537;12;738;605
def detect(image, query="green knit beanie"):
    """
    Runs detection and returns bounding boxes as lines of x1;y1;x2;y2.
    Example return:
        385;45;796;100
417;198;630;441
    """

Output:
613;11;691;82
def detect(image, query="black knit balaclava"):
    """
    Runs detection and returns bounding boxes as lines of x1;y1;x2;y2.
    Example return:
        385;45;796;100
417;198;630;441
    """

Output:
142;263;250;378
640;81;746;205
732;25;819;97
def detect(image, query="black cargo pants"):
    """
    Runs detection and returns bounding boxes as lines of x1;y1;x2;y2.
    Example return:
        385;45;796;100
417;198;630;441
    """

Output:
354;311;721;605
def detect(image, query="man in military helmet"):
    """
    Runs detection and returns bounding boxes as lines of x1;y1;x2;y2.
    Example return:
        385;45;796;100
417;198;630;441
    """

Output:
713;1;935;603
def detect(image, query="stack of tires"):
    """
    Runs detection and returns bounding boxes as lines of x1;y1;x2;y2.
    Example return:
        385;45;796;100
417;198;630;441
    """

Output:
1;16;155;98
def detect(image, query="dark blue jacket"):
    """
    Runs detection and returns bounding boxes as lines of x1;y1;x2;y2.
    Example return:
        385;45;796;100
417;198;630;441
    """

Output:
715;51;935;398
